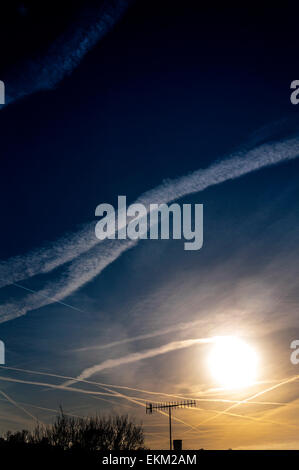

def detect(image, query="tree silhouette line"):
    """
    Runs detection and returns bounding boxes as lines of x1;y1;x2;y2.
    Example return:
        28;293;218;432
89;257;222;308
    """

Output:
0;409;145;463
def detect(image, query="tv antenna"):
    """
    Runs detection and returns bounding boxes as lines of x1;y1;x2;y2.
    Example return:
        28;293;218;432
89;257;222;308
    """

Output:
146;400;196;450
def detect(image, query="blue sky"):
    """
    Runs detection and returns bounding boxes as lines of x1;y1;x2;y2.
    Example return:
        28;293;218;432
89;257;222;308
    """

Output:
1;1;299;449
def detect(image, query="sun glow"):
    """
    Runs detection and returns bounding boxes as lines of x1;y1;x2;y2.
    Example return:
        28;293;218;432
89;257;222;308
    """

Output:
208;337;258;389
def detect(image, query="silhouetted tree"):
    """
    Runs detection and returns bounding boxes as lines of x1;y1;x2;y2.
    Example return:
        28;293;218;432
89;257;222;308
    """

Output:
3;410;145;452
4;429;30;444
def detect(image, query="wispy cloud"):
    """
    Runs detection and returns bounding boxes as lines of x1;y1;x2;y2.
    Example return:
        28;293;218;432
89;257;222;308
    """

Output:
2;1;130;107
0;136;299;322
65;337;220;385
73;319;210;351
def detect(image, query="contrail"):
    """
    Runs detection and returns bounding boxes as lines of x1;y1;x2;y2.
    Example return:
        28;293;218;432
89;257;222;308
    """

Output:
0;238;135;323
88;394;138;411
1;136;299;322
0;221;97;289
0;372;197;432
0;387;43;425
1;365;288;432
0;372;285;432
185;374;299;433
65;337;220;385
2;1;130;107
188;406;298;431
8;281;86;313
89;376;288;431
0;365;281;406
90;383;198;431
0;397;82;418
0;135;298;289
0;375;131;397
73;319;207;351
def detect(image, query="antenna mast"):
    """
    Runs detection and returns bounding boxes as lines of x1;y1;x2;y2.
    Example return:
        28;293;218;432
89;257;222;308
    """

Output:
146;400;196;450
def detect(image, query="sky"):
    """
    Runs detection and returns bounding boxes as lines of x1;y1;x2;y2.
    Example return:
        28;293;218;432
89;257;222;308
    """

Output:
0;1;299;449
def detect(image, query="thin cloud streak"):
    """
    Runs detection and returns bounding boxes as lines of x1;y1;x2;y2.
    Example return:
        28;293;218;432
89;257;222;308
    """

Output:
2;1;130;107
0;365;283;406
0;135;298;291
185;374;299;433
1;136;299;322
0;397;82;418
0;388;43;425
74;319;208;351
66;337;219;385
0;374;195;431
0;375;127;398
0;371;289;433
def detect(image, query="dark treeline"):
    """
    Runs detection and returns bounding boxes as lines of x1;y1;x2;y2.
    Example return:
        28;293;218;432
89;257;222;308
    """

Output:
0;410;145;464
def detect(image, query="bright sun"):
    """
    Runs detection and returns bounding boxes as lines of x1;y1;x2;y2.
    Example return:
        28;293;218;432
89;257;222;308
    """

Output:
207;337;258;389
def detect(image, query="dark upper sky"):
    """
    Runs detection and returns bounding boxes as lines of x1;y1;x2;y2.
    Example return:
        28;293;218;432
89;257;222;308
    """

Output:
1;1;298;257
0;1;299;449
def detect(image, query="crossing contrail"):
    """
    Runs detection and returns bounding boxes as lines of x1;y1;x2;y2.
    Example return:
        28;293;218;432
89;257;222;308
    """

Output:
1;136;299;322
0;366;290;431
183;374;299;434
0;365;283;406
